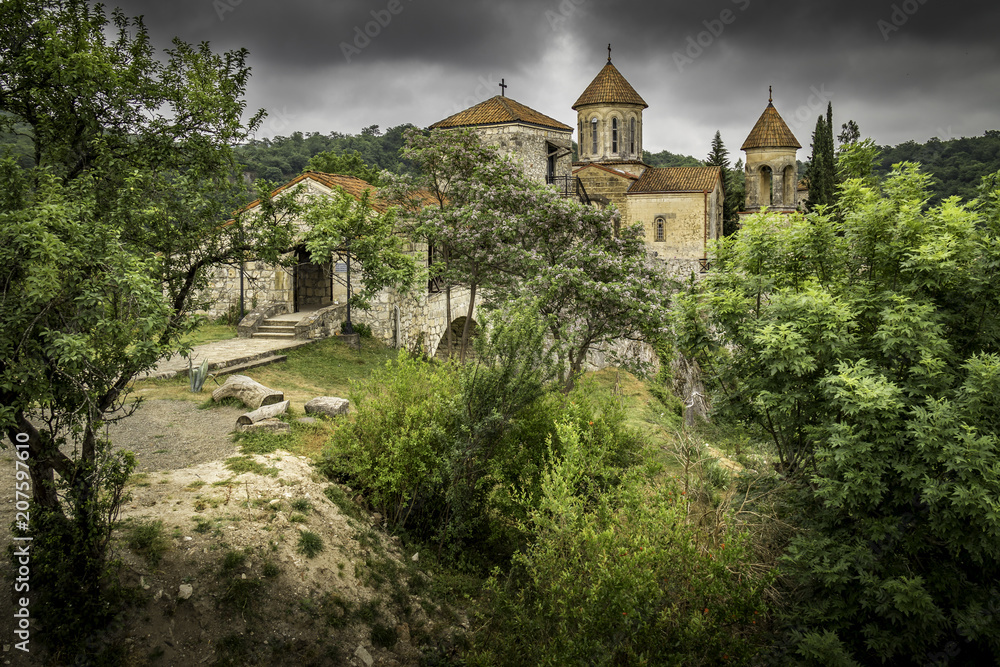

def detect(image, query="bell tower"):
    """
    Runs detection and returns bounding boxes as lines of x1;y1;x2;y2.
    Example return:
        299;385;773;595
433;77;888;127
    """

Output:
741;88;801;211
572;45;647;164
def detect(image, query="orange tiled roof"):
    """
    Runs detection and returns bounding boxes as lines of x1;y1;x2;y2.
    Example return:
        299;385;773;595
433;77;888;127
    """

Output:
573;62;648;110
430;95;572;131
242;172;436;213
627;166;721;194
741;102;801;150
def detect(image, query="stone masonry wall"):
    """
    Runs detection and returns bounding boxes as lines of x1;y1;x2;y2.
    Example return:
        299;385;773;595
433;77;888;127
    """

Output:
473;123;573;187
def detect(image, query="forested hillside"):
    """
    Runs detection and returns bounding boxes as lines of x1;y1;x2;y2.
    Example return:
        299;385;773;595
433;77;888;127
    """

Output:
235;123;420;183
876;130;1000;203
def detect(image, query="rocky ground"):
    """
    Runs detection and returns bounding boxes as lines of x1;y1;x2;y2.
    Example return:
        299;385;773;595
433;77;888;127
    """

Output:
0;400;470;666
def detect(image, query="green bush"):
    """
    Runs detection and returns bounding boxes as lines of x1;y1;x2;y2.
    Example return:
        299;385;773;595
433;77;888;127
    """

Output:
473;421;772;666
297;530;324;558
318;350;458;530
125;519;169;567
341;320;373;338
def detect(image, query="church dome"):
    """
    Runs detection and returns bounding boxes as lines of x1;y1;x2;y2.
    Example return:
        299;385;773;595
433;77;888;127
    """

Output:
741;101;801;150
572;61;648;110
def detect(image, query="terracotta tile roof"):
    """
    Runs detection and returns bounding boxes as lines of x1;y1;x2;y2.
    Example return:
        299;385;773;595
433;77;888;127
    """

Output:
628;166;722;194
741;102;801;150
430;95;572;131
242;172;436;213
573;62;648;109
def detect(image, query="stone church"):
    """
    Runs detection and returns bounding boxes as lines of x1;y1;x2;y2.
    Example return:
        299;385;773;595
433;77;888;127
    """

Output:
431;51;805;272
199;50;803;357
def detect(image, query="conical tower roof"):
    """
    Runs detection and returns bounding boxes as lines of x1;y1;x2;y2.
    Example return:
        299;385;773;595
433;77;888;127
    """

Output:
741;101;801;150
572;61;648;110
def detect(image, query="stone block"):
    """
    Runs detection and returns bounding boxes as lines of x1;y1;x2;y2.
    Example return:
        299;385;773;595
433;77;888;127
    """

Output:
304;396;350;418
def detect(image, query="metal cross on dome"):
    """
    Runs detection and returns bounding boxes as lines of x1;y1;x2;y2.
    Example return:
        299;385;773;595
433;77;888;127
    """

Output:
608;43;612;62
499;78;507;96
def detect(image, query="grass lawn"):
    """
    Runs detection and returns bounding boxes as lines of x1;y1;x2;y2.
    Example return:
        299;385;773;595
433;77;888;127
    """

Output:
181;322;238;347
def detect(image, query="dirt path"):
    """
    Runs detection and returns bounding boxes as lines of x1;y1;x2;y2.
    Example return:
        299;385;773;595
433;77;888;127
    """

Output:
99;399;245;473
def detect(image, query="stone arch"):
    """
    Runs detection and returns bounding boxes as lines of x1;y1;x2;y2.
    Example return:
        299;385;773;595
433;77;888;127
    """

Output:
783;164;796;207
759;165;773;207
435;316;480;360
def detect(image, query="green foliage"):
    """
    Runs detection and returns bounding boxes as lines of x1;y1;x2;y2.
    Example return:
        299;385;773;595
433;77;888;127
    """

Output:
236;124;420;183
388;127;673;391
876;130;1000;205
125;519;170;567
473;421;771;666
805;103;836;211
296;530;325;558
301;185;417;311
694;164;1000;662
306;149;384;185
225;456;279;477
0;0;297;651
321;304;642;568
342;320;373;338
643;148;704;168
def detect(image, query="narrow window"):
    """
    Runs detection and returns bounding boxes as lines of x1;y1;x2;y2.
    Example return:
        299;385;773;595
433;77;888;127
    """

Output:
655;217;665;242
591;117;598;154
612;118;619;154
630;118;636;154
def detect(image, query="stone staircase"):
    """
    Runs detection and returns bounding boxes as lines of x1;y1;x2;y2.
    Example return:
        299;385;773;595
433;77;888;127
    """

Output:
252;317;298;340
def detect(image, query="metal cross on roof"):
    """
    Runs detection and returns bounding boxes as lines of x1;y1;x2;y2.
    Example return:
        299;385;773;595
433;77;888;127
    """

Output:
607;43;612;62
499;78;507;96
769;85;772;103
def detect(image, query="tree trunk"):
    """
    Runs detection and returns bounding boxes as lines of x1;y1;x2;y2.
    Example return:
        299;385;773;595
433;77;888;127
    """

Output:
459;282;476;364
212;375;284;410
9;411;71;510
237;400;290;426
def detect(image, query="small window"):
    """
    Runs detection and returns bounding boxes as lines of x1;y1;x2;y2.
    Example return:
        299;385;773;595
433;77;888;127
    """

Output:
612;118;619;154
630;118;636;154
591;117;598;154
655;217;665;242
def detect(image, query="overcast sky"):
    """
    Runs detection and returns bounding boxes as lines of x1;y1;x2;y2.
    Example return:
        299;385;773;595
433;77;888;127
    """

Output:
106;0;999;160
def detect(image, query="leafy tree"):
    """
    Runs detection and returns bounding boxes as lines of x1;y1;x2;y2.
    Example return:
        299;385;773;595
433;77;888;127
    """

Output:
305;149;383;185
705;130;742;236
0;0;296;654
706;130;730;168
804;103;836;211
838;119;860;146
689;152;1000;663
301;185;417;324
643;147;703;168
388;128;673;389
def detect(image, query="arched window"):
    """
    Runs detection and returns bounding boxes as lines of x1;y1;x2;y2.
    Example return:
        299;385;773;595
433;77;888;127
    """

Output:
655;217;665;242
630;118;636;155
759;166;773;207
612;118;619;154
591;117;598;154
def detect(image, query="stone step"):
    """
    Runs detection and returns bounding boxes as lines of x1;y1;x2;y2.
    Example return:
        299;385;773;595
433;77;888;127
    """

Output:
213;355;287;377
252;332;296;340
257;324;296;334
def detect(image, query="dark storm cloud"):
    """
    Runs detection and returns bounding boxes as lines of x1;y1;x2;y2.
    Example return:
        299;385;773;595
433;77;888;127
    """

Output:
98;0;1000;156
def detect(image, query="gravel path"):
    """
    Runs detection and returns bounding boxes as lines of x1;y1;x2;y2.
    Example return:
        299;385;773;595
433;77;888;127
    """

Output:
99;399;246;473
